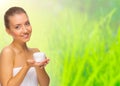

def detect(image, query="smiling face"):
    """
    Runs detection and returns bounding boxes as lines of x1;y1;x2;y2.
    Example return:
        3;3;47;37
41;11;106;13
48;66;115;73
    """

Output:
6;13;32;43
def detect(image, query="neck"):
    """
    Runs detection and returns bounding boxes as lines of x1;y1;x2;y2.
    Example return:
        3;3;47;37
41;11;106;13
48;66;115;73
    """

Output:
11;40;28;52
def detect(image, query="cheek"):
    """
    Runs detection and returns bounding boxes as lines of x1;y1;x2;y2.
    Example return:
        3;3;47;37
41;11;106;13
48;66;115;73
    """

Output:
12;32;20;37
29;27;32;33
10;30;19;36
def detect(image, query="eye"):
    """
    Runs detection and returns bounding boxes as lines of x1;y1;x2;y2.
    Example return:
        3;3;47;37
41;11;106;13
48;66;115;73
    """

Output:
15;25;21;29
25;21;30;26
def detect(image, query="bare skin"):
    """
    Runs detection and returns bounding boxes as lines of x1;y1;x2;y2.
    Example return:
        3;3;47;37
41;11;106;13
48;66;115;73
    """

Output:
0;13;50;86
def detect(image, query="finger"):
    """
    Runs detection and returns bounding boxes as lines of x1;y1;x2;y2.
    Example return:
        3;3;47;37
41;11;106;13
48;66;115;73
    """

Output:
40;66;44;69
39;60;49;65
34;59;50;67
27;59;35;64
37;59;49;64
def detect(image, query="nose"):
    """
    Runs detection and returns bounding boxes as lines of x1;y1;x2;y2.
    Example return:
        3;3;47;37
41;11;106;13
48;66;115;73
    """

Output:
22;26;27;33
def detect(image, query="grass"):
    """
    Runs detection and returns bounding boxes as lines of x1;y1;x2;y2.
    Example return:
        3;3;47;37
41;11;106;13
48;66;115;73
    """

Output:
43;8;120;86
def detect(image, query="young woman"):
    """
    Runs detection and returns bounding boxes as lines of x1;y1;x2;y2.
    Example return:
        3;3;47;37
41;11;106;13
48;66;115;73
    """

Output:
0;7;50;86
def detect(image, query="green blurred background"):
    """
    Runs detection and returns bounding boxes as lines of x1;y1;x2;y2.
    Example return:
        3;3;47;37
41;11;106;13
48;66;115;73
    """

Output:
0;0;120;86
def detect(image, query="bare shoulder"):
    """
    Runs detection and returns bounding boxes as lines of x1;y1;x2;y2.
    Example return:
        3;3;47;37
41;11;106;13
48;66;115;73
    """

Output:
0;46;15;60
0;46;14;55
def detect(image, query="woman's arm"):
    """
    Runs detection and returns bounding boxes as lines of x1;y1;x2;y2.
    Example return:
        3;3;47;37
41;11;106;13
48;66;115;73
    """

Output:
35;65;50;86
32;48;50;86
0;47;31;86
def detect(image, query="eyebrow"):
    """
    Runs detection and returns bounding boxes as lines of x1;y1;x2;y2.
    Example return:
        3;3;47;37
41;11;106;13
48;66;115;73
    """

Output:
15;24;21;26
14;20;29;26
25;20;30;23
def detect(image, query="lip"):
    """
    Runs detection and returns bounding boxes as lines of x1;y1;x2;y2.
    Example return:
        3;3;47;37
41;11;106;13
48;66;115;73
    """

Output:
22;34;30;39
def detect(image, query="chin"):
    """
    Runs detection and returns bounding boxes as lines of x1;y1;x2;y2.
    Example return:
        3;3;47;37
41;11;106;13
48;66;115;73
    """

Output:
23;38;30;42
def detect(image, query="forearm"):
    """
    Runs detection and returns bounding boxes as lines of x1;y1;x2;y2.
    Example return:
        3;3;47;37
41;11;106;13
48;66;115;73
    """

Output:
7;64;30;86
36;67;50;86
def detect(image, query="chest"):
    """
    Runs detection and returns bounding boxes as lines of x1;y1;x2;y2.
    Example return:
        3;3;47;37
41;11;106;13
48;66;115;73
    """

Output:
13;51;34;67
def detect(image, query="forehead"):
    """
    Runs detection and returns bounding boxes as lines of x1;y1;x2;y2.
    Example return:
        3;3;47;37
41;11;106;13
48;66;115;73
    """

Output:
8;13;29;25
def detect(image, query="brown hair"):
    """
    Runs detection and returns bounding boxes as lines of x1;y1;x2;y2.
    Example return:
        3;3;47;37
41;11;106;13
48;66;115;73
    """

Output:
4;6;27;29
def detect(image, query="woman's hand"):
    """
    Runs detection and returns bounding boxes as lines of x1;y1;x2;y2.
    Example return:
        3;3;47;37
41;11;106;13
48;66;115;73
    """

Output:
26;58;49;68
35;58;49;68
